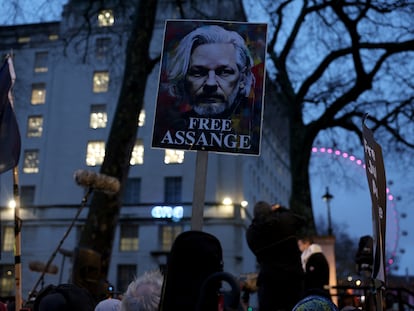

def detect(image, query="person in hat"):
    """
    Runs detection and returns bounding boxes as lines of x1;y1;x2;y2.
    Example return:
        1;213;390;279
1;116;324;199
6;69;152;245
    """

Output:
298;237;330;298
33;283;96;311
246;201;306;311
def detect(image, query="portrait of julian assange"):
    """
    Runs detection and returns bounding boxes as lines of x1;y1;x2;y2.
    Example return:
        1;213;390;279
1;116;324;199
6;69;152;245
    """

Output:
151;20;268;155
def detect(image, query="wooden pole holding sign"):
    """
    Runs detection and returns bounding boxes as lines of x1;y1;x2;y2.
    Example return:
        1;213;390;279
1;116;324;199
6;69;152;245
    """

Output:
13;166;23;311
191;151;209;231
362;116;387;311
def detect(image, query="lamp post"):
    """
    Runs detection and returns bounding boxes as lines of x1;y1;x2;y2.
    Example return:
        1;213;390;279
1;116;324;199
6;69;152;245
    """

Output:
322;187;334;236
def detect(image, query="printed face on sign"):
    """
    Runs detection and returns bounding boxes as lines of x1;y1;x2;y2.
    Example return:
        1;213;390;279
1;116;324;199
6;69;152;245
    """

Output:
185;43;243;117
152;21;268;155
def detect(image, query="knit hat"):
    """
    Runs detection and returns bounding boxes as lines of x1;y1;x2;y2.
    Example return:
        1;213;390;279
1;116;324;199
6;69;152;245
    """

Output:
37;292;70;311
292;295;339;311
33;283;96;311
94;298;121;311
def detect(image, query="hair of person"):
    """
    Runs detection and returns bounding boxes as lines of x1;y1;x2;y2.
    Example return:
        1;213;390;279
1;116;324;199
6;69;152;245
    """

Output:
253;201;272;219
299;236;314;244
121;269;163;311
167;24;255;98
95;298;121;311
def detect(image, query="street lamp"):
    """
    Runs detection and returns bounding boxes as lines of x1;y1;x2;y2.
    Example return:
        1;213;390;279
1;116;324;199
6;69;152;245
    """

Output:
322;187;334;236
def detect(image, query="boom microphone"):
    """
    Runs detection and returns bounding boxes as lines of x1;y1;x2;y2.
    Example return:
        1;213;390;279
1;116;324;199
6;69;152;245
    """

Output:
74;170;120;194
29;261;58;275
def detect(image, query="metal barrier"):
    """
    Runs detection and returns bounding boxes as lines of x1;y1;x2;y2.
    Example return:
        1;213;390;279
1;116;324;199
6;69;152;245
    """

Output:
334;285;414;311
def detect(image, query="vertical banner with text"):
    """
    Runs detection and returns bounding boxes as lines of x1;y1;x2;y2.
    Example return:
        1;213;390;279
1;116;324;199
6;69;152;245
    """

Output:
362;120;387;284
151;19;268;156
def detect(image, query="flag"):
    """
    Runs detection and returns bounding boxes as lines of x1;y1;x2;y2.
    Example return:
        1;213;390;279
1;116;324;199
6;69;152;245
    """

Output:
0;56;21;174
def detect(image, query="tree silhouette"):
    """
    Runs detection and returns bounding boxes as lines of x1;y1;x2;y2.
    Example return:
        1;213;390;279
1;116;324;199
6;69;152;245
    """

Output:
67;0;248;297
249;0;414;234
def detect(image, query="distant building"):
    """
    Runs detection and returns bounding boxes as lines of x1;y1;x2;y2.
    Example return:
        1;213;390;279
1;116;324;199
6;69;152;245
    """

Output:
0;0;291;300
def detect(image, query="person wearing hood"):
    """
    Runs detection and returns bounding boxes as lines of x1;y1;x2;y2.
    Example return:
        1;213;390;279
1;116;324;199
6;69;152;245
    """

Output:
298;237;330;298
246;201;306;311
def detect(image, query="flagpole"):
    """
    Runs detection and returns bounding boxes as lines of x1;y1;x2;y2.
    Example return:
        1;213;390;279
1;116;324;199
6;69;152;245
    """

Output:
6;53;23;311
13;166;23;311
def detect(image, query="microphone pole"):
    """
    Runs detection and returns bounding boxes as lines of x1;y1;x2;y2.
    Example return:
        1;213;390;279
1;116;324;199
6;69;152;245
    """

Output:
28;186;93;299
28;170;120;300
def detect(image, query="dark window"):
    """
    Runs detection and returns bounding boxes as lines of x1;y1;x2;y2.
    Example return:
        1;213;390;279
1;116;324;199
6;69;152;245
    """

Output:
20;185;35;206
164;177;182;203
123;178;141;205
116;264;136;294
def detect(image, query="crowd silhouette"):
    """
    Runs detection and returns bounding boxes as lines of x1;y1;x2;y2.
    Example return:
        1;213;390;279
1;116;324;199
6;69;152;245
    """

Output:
3;200;348;311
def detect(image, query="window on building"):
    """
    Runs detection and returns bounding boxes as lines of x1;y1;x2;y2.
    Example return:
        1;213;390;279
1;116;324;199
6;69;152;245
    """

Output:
123;178;141;205
27;115;43;137
117;264;136;294
119;224;139;252
98;10;114;27
160;225;183;251
164;177;182;203
20;185;36;207
18;37;30;43
23;150;39;173
164;149;184;164
90;105;107;129
31;83;46;105
130;140;144;165
95;37;111;59
138;110;145;127
2;226;14;252
86;141;105;166
34;52;48;73
0;264;14;297
49;34;59;41
93;71;109;93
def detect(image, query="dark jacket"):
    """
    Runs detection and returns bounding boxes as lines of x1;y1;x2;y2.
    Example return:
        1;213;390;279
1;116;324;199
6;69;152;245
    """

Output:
304;251;330;298
246;206;305;311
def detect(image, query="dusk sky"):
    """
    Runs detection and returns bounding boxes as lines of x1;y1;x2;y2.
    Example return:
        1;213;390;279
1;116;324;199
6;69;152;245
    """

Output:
2;0;412;278
310;146;413;277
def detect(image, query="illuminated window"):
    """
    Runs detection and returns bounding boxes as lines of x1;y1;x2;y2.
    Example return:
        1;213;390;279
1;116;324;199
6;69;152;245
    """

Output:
164;149;184;164
123;178;141;204
2;227;14;252
31;83;46;105
0;264;14;297
34;52;48;73
130;140;144;165
21;185;35;207
138;110;145;127
95;37;111;59
90;105;107;129
160;225;183;251
23;150;39;173
98;10;114;27
93;71;109;93
27;116;43;137
49;34;59;41
86;141;105;166
18;37;30;43
117;265;136;295
119;224;139;252
164;177;182;203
